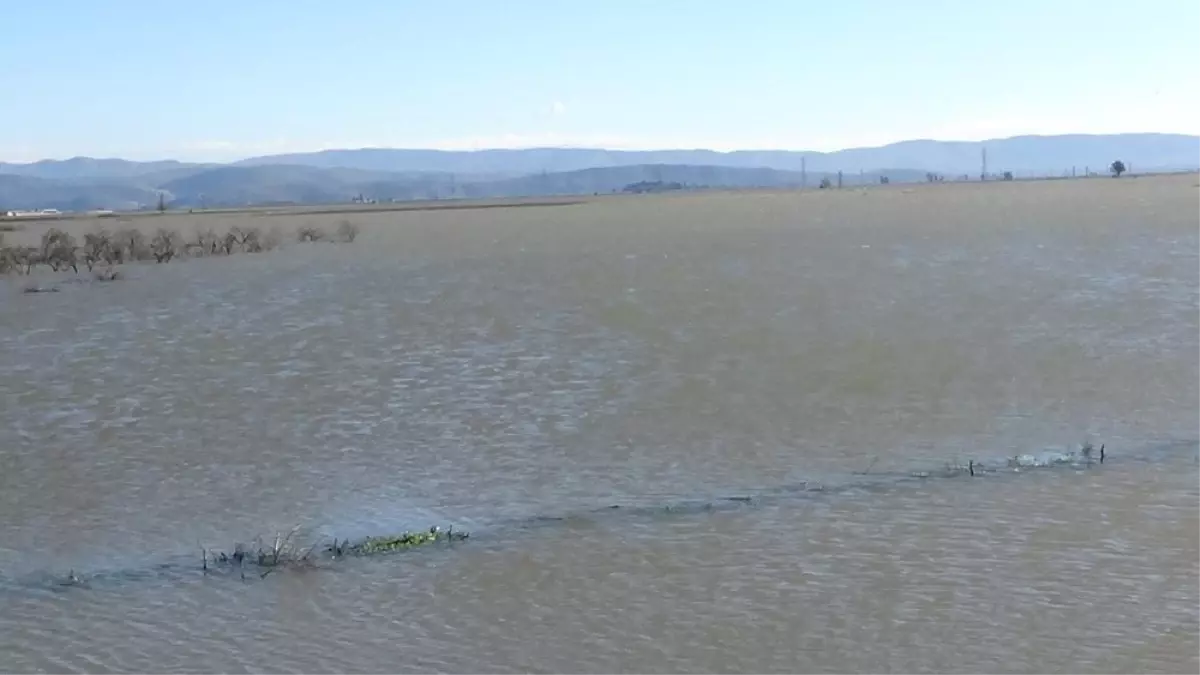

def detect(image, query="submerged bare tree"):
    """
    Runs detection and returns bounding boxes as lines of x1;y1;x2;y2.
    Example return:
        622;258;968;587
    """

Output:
7;246;39;274
81;230;115;271
113;228;151;262
92;267;122;281
7;219;352;283
336;220;360;243
186;227;219;257
40;229;78;273
220;230;238;255
0;234;13;274
232;226;263;253
151;228;180;263
297;226;327;243
261;225;284;251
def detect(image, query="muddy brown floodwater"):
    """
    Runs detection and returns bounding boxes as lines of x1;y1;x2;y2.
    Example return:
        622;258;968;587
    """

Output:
1;176;1197;673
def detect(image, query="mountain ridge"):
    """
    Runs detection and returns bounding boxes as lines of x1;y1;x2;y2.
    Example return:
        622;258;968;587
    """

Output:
1;164;917;211
5;133;1194;176
230;133;1199;175
1;134;1196;210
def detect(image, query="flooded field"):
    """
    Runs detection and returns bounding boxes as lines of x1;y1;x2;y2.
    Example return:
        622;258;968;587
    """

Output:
1;176;1197;673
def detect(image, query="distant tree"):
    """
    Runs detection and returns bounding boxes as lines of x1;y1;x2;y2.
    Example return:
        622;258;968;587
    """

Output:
220;231;238;255
40;228;78;272
1002;171;1014;181
621;180;685;194
232;226;263;252
819;177;832;189
336;220;361;242
297;226;327;243
1110;160;1126;177
151;228;179;263
0;234;13;275
114;228;150;261
879;176;889;184
81;230;114;271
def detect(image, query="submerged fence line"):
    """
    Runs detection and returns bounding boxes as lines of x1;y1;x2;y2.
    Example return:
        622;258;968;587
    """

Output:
12;438;1198;593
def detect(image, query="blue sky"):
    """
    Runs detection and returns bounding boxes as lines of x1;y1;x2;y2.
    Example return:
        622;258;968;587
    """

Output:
1;0;1196;162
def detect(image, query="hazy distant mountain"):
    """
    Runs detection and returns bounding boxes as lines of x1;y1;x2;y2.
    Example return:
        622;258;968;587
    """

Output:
0;157;209;181
810;134;1200;176
0;174;158;211
458;165;924;198
0;164;918;211
161;164;841;206
231;134;1200;176
1;134;1195;211
158;165;409;206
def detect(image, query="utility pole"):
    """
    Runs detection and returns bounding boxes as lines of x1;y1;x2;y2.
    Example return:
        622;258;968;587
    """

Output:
980;147;988;181
801;157;807;189
837;170;843;189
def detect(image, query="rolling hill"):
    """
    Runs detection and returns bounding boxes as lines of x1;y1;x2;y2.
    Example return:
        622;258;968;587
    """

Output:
1;134;1195;210
0;165;929;210
0;174;159;212
0;157;210;181
228;133;1200;176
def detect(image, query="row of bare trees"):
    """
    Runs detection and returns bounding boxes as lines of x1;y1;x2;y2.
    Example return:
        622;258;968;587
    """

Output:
0;220;361;276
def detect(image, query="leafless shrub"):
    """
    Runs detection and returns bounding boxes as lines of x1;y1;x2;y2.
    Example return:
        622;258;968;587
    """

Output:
114;228;151;262
186;227;219;257
336;219;361;243
151;228;180;263
261;226;283;251
81;230;114;271
40;228;78;273
92;267;122;282
13;219;355;286
220;230;238;255
200;524;466;580
297;226;327;243
0;236;15;275
234;226;263;253
10;246;39;274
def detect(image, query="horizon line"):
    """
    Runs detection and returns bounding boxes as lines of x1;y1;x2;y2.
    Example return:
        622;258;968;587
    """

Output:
2;131;1197;166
